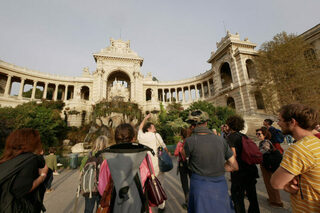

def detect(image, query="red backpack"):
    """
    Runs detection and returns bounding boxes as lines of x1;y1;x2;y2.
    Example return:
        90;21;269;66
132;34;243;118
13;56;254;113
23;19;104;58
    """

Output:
241;134;263;165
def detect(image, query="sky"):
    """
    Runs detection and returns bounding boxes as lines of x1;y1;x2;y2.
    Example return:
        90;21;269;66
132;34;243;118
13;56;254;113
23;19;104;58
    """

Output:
0;0;319;82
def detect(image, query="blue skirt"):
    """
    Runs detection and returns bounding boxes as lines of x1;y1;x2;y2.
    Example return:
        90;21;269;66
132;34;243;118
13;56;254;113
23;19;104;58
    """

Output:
188;173;234;213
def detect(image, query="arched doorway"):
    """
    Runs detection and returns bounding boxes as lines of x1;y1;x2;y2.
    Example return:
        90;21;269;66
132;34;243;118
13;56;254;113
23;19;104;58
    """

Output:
254;91;265;110
246;59;257;79
227;97;236;109
220;62;233;88
107;71;131;102
80;86;90;100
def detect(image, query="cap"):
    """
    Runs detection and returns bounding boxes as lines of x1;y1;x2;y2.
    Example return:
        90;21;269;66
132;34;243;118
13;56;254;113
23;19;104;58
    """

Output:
187;110;209;124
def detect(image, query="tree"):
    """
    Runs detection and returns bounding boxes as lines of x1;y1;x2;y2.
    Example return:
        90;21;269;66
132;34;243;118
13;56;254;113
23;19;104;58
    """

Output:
255;32;320;113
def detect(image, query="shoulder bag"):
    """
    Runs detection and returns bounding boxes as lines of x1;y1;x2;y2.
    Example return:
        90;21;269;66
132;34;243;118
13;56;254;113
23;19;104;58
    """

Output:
145;155;167;207
155;134;173;172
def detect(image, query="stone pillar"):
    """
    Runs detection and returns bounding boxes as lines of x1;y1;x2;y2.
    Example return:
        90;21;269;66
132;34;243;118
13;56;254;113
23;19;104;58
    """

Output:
201;83;205;99
195;85;199;100
130;81;134;101
31;81;37;99
4;75;12;96
64;85;68;101
207;80;211;96
53;84;58;101
188;86;191;102
43;82;48;99
18;78;25;99
182;88;185;102
162;89;165;102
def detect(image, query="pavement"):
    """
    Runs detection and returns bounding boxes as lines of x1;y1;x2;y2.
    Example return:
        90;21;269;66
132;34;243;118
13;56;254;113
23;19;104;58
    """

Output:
44;154;292;213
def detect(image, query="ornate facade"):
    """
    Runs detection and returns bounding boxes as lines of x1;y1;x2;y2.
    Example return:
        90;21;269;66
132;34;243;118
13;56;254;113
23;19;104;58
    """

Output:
0;32;278;127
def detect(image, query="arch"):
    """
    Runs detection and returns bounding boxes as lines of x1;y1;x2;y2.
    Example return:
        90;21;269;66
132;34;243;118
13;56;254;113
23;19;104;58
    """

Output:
80;86;90;100
146;88;152;101
220;62;233;88
246;59;256;79
106;70;131;102
254;91;265;109
227;97;236;109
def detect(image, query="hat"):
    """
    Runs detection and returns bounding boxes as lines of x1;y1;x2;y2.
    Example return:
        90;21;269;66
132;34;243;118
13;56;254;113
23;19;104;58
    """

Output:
187;110;209;124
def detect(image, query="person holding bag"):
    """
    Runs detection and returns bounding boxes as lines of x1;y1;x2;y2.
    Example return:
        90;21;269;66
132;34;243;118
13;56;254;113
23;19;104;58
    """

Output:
138;114;169;213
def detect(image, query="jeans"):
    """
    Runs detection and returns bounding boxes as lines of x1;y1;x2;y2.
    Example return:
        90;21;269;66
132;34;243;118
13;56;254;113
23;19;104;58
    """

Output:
231;180;260;213
84;194;101;213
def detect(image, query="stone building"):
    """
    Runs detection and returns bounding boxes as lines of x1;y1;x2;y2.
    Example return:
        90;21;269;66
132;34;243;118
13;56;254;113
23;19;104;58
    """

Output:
0;25;319;127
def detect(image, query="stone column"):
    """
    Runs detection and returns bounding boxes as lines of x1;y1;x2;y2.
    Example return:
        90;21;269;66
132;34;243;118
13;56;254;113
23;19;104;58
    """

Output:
64;85;68;101
188;86;191;102
201;83;205;99
4;75;12;96
207;80;211;96
130;81;134;101
195;85;199;100
43;82;48;99
182;88;185;103
53;84;58;101
31;81;38;99
18;78;25;99
162;89;165;102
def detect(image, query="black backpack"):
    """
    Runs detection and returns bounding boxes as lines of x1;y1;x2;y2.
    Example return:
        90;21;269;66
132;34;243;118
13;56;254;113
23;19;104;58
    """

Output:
262;149;283;172
0;153;46;213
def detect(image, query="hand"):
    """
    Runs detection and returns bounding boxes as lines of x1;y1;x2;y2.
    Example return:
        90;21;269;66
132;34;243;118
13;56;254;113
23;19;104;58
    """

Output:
39;164;49;176
284;177;299;194
145;113;151;120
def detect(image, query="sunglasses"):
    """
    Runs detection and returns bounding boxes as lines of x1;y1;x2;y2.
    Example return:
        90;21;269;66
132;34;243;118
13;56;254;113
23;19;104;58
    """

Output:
256;133;262;136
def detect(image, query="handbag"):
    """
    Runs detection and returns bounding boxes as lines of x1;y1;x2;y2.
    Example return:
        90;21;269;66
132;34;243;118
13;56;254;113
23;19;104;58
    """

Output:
155;134;173;172
145;155;167;207
96;178;114;213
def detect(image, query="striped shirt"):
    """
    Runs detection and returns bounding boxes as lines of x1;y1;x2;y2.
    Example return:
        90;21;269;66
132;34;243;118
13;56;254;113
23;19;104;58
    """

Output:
280;135;320;213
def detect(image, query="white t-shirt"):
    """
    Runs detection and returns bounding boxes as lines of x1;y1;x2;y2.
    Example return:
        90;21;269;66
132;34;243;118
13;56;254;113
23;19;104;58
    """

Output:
138;130;166;176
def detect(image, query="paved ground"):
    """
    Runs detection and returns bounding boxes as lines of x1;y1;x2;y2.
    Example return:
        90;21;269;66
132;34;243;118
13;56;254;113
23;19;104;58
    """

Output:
44;155;292;213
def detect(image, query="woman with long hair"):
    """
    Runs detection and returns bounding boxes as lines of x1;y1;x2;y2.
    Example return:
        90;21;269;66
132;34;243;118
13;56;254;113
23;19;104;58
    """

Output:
79;135;110;213
256;127;283;208
0;128;48;213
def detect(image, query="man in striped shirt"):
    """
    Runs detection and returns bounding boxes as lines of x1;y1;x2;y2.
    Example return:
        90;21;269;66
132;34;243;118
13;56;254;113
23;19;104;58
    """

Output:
271;104;320;213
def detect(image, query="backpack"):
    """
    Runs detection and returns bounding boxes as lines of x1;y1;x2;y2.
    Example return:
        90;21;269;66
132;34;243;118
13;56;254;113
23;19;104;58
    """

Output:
269;127;284;143
78;152;103;198
263;149;283;172
240;134;263;165
95;143;155;213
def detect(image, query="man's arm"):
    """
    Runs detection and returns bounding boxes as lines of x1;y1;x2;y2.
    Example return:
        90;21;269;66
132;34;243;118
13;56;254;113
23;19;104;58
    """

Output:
270;167;299;194
139;113;151;131
224;155;238;172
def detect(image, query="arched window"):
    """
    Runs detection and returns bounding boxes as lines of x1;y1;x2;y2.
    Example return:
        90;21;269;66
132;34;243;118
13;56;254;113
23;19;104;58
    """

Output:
220;62;233;88
254;91;265;109
227;97;236;109
246;59;257;79
146;88;152;101
81;86;90;100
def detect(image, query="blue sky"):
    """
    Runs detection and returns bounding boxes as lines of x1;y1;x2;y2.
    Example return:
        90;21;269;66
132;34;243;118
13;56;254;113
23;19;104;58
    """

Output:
0;0;319;81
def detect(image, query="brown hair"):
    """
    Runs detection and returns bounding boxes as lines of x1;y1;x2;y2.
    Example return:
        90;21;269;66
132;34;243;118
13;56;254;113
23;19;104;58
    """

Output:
180;128;188;139
226;115;245;132
0;128;43;164
279;104;319;130
114;123;135;143
256;127;271;140
142;122;154;133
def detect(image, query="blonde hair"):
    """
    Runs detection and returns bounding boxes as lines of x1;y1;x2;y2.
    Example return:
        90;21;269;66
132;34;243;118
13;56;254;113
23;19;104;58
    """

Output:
92;135;110;152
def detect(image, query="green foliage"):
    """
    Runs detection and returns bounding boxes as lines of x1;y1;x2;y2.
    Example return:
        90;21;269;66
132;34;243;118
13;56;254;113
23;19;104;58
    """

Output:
255;32;320;113
0;101;67;152
93;100;142;121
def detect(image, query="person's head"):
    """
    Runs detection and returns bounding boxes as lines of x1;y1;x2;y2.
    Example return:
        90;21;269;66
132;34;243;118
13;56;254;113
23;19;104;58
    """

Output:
278;104;319;135
226;115;245;132
115;123;135;143
187;110;209;127
256;127;271;141
180;128;188;140
142;122;156;133
92;135;110;152
0;128;43;163
263;119;273;127
49;147;56;154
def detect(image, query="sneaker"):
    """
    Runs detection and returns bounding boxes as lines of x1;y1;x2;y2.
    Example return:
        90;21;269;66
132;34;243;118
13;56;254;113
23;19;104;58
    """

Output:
158;208;165;213
181;203;188;210
53;172;60;176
